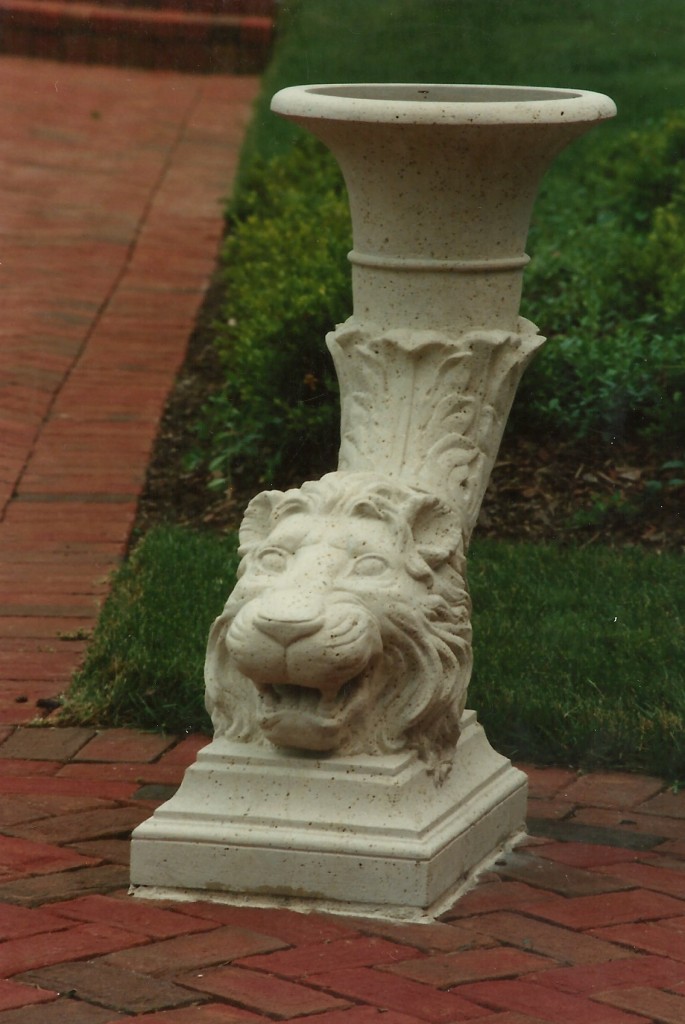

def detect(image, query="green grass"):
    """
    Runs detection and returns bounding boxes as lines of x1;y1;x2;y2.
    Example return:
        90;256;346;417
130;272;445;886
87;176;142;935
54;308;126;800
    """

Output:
468;541;685;779
64;526;685;779
62;528;238;735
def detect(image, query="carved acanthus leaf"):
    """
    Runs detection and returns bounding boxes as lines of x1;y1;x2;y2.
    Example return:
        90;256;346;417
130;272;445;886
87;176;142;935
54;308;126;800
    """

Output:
327;317;544;539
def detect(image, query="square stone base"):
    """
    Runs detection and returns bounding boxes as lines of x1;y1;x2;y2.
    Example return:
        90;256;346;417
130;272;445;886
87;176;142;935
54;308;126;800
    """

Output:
130;710;527;921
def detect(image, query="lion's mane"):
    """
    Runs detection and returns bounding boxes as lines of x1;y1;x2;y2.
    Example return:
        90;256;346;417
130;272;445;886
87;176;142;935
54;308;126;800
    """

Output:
205;472;473;774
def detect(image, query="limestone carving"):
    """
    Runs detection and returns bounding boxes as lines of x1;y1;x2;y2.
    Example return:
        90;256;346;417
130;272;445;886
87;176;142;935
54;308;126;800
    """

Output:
205;471;471;775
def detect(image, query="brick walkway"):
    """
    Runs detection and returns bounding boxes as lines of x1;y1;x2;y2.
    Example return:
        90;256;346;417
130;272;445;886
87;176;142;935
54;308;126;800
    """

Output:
1;0;274;73
1;54;685;1024
0;54;257;721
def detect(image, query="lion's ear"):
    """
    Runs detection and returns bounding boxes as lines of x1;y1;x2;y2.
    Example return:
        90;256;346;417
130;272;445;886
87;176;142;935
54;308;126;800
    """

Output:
416;544;449;569
350;498;385;521
413;507;465;569
388;489;464;569
239;490;284;551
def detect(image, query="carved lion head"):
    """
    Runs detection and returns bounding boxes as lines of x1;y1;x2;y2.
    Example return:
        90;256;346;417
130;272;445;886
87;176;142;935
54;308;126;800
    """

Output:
205;472;472;772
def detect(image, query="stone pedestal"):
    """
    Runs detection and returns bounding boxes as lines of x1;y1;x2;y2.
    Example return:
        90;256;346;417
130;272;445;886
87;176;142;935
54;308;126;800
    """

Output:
131;710;526;920
131;83;615;918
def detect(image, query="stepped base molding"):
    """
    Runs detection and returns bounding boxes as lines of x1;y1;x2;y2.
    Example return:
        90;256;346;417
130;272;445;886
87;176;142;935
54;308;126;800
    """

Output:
130;710;527;920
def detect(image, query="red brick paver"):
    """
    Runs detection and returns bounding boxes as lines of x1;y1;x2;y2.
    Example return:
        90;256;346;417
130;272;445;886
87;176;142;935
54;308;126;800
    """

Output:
236;936;424;978
0;978;58;1012
526;955;685;995
45;893;220;938
0;0;275;75
176;966;352;1018
594;987;685;1024
0;48;684;1024
454;979;649;1023
73;729;177;763
102;925;289;976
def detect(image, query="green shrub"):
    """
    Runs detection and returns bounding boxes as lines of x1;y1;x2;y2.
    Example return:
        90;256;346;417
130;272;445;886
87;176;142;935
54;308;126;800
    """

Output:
198;137;350;489
519;113;685;443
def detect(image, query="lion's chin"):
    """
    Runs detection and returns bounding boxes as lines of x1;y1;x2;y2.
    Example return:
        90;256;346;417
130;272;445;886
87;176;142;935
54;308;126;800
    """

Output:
256;673;369;753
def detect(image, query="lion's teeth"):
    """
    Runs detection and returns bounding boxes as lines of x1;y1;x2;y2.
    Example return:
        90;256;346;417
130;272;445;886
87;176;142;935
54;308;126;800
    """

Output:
268;684;321;710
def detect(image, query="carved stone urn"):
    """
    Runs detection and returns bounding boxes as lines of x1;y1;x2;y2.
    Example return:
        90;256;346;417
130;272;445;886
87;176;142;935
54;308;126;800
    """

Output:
131;84;616;919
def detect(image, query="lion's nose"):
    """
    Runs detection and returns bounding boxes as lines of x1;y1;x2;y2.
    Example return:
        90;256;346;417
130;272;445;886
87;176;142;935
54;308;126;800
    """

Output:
253;592;325;646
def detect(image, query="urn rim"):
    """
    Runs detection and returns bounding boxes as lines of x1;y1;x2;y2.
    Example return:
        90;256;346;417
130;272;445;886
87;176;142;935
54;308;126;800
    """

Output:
271;83;616;127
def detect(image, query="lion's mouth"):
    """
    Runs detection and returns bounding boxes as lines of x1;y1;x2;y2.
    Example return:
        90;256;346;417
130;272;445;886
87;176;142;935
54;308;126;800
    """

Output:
258;674;361;714
255;673;368;752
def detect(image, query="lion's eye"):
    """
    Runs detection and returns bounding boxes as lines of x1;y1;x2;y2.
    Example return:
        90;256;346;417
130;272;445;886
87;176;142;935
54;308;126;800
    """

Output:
256;547;289;574
351;555;389;577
